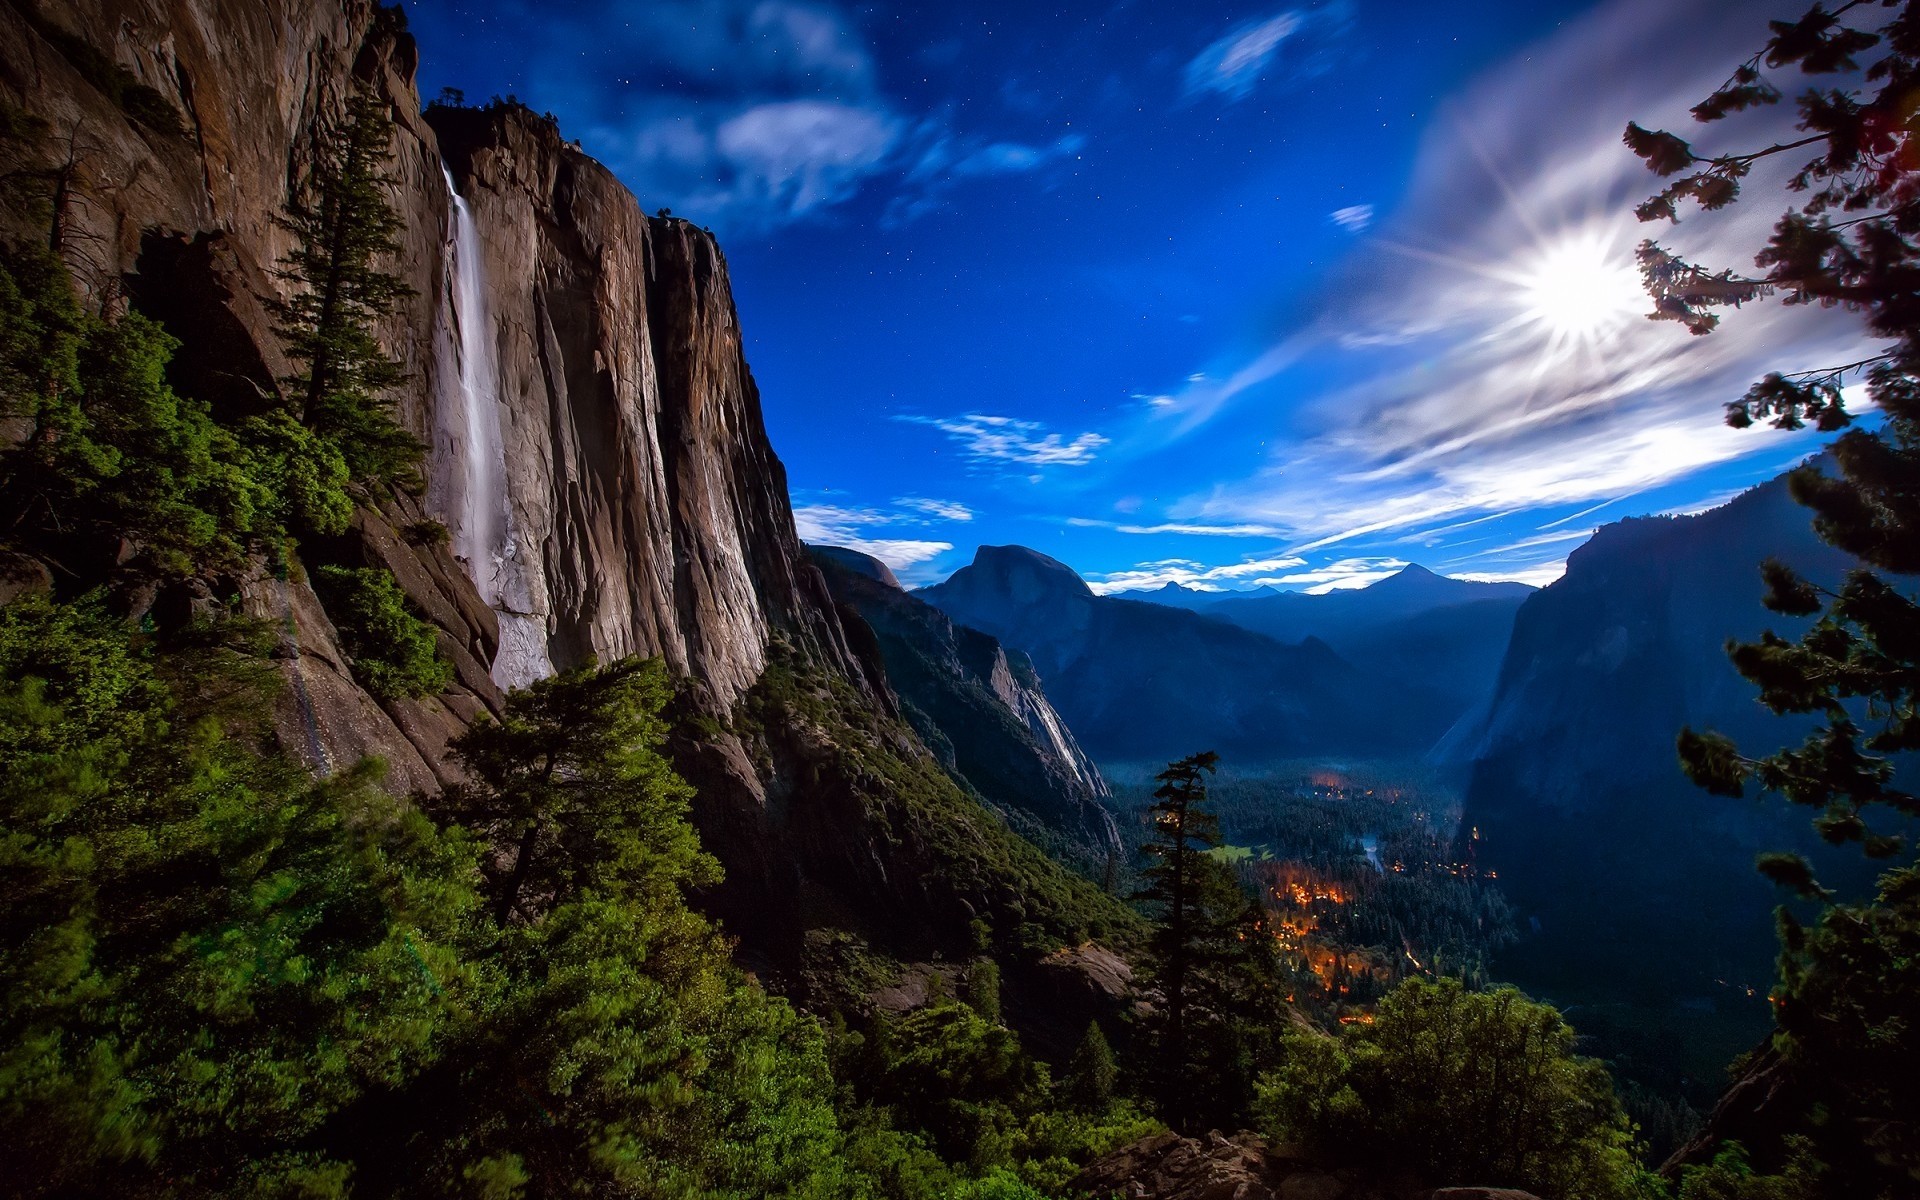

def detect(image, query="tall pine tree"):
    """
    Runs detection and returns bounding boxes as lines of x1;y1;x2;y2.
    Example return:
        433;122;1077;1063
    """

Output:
1628;3;1920;1193
270;89;420;500
1132;751;1267;1132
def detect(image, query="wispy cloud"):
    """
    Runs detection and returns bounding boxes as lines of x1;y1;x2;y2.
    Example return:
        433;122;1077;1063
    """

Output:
895;496;975;521
1182;4;1353;104
791;494;977;578
1455;562;1569;588
1155;0;1865;548
1330;204;1373;232
495;0;1082;232
896;413;1109;467
1088;552;1311;594
884;129;1086;225
1184;12;1301;100
1071;518;1289;537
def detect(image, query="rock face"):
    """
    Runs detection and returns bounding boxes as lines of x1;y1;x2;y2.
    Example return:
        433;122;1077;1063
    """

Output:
2;0;1091;974
811;544;1120;871
1451;471;1865;1035
918;546;1424;765
423;102;868;705
1069;1131;1533;1200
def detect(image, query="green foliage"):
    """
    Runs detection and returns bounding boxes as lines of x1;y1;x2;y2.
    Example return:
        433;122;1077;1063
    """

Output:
437;658;710;922
1758;868;1920;1195
831;994;1158;1198
1132;751;1282;1132
271;89;421;496
1064;1021;1118;1114
1677;1140;1823;1200
964;958;1003;1024
0;599;870;1197
1255;977;1655;1200
241;408;355;536
867;999;1050;1167
396;657;855;1198
739;644;1145;952
0;592;477;1196
0;246;270;579
311;564;451;700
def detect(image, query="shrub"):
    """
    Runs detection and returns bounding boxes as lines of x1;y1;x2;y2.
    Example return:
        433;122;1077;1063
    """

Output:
1255;976;1655;1200
311;564;450;699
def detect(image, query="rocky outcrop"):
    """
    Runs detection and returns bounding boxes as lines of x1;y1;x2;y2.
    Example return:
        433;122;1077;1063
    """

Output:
1070;1132;1538;1200
1451;471;1869;1030
811;544;1121;871
2;0;1114;978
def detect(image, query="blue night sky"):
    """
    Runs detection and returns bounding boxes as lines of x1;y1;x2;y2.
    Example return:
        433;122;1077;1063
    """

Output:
406;0;1870;590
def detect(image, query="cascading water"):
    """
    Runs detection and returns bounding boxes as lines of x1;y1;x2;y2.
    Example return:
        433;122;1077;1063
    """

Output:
430;167;553;691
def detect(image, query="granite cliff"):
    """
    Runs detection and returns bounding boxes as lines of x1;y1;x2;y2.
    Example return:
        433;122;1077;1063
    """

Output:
0;0;1125;977
1448;470;1869;1082
810;544;1121;874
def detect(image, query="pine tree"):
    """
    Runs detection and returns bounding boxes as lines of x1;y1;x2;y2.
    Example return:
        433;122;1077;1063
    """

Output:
270;89;420;500
1132;750;1259;1131
1628;3;1920;1192
1064;1021;1117;1114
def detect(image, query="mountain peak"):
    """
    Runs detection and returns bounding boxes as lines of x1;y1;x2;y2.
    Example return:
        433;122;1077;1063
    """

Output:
957;545;1095;599
808;544;902;589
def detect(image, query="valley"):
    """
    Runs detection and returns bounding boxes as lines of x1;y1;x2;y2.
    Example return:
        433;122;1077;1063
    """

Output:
3;0;1914;1196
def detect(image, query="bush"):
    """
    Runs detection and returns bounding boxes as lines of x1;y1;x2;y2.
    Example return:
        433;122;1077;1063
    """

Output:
0;246;270;579
1676;1139;1823;1200
1255;977;1655;1200
311;564;450;699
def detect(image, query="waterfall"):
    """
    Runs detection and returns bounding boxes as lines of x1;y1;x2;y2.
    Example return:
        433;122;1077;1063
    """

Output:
431;167;553;691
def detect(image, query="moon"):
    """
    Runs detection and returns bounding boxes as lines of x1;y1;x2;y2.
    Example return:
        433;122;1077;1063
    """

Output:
1518;231;1647;344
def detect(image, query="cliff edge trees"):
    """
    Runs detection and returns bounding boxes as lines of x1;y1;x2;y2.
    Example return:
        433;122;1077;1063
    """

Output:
1625;2;1920;1194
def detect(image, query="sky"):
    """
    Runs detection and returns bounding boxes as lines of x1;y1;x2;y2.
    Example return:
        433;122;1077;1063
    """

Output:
406;0;1873;591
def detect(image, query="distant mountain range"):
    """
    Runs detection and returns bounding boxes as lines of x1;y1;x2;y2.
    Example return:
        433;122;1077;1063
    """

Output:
915;548;1484;765
1106;581;1277;610
924;553;1533;765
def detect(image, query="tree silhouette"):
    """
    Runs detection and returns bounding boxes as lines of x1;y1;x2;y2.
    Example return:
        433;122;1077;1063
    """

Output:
1628;2;1920;1190
1132;750;1267;1131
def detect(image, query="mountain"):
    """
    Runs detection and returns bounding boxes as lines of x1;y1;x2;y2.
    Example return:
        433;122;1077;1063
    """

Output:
1107;581;1237;610
0;0;1130;979
1451;471;1870;1068
1205;564;1532;642
1198;566;1535;740
809;545;1121;873
916;546;1441;764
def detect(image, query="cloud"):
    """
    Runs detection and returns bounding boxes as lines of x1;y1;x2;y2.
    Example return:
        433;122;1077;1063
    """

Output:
1455;562;1570;588
1257;557;1411;594
1088;552;1310;594
1125;522;1286;536
710;101;903;214
1184;12;1301;100
791;495;976;578
894;497;975;521
1182;4;1353;103
488;0;1079;231
1155;0;1868;547
1330;204;1373;232
883;130;1086;225
896;413;1110;467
